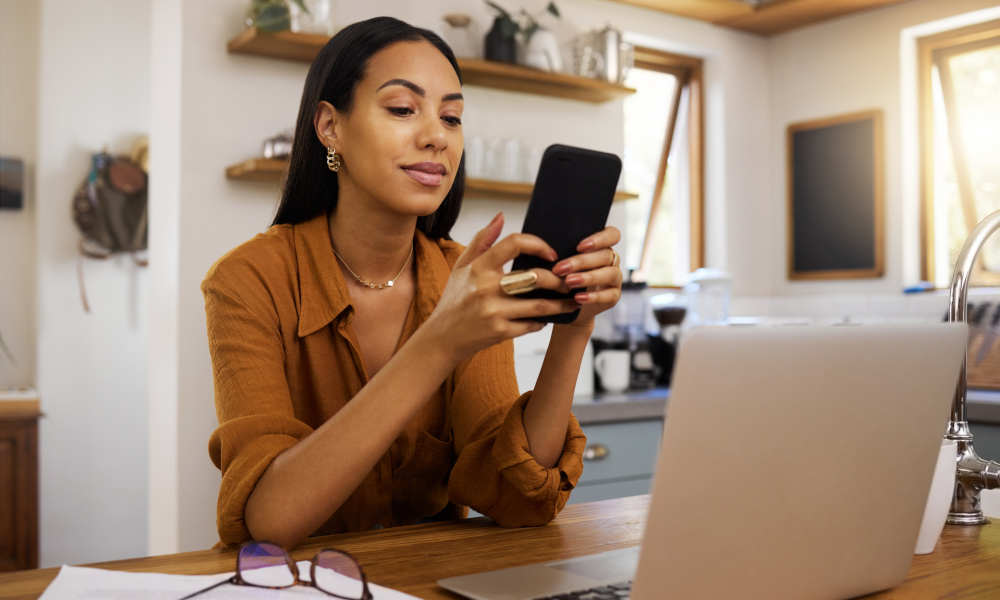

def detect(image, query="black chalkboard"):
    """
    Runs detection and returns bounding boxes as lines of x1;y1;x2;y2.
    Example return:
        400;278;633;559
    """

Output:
787;110;883;280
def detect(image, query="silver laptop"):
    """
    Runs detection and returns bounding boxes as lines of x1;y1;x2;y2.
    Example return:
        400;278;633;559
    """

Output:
438;323;967;600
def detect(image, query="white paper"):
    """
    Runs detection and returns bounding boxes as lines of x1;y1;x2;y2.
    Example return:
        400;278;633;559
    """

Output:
40;560;420;599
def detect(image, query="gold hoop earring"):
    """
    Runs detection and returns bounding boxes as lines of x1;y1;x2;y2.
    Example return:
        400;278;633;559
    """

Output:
326;146;341;173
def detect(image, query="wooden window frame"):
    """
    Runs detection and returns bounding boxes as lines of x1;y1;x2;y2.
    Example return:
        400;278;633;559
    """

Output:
631;47;705;288
918;19;1000;284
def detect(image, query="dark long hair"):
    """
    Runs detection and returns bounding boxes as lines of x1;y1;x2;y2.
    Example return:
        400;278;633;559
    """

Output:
272;17;464;240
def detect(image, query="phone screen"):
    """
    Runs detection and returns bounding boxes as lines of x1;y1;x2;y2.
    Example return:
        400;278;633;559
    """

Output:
511;144;622;323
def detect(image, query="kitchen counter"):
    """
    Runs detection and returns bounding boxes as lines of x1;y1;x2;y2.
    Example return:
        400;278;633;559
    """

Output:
570;386;1000;426
0;387;40;419
572;387;669;424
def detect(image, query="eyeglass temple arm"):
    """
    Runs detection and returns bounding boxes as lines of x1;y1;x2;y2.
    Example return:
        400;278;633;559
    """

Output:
177;575;237;600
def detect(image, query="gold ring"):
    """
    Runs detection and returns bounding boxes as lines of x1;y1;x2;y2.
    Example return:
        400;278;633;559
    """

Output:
610;249;620;268
500;270;538;295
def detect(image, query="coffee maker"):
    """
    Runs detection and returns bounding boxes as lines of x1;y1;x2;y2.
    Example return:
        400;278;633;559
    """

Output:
590;270;656;393
648;293;687;386
621;272;656;390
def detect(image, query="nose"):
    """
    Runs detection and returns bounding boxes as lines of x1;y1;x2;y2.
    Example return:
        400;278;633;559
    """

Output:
416;113;448;152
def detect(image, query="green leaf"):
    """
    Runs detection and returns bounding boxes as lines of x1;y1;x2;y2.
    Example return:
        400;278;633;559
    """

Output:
499;18;519;37
484;0;512;20
547;2;560;18
255;3;291;32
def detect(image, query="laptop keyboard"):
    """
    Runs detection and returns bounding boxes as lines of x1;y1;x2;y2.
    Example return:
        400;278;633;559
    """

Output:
533;580;632;599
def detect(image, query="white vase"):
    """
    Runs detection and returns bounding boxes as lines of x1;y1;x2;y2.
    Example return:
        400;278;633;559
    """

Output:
289;0;333;35
519;29;562;72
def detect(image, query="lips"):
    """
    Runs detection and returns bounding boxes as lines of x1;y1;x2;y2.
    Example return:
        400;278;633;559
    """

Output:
401;162;447;187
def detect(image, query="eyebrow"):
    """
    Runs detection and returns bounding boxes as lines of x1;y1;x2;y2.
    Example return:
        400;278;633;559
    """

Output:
376;78;463;102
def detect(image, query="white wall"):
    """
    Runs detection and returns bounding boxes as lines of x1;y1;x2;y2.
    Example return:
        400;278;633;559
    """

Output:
754;0;1000;316
35;0;150;567
151;0;314;554
0;0;38;388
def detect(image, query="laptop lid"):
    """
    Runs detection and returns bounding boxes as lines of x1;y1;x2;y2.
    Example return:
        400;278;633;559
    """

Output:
632;323;967;599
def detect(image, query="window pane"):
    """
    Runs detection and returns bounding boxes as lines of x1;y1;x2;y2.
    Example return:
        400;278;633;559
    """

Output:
622;68;678;273
646;86;690;287
933;41;1000;284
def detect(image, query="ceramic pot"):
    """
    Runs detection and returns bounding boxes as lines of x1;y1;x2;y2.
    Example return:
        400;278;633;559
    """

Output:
519;29;562;72
484;17;516;63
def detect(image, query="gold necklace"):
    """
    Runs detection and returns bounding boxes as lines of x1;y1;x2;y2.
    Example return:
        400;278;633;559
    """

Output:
332;243;413;290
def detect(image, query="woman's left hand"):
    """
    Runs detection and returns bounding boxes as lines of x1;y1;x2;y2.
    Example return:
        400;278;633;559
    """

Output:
551;226;623;329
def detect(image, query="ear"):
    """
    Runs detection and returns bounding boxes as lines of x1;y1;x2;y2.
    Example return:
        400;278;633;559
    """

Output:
313;101;341;149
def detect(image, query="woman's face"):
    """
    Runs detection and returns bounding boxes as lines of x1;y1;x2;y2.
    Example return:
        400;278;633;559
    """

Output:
320;40;464;219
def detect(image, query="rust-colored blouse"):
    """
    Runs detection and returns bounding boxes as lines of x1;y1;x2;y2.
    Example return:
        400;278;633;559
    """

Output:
202;212;587;545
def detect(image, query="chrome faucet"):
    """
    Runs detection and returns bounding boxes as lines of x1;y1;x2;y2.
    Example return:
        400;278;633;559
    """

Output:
946;209;1000;525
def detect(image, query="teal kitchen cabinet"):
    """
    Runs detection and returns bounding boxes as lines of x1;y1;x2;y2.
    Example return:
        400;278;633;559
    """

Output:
568;419;663;505
465;417;664;517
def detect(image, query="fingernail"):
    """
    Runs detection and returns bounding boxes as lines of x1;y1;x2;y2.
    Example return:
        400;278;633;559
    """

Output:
553;262;572;275
565;274;584;287
490;212;502;226
578;240;595;251
575;292;589;303
549;250;559;261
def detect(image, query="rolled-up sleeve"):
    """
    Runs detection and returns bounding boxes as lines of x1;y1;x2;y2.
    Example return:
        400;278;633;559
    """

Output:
446;338;587;526
202;260;313;545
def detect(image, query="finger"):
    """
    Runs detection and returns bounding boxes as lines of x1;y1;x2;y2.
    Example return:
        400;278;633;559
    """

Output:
576;226;622;252
553;247;621;276
564;266;623;290
574;287;622;305
455;212;504;269
507;319;548;337
526;268;569;294
502;298;580;320
481;233;557;269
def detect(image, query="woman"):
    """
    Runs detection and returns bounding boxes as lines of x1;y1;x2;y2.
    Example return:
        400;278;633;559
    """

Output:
203;16;623;549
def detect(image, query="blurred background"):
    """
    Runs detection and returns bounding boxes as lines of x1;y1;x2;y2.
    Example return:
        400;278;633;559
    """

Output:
2;0;999;571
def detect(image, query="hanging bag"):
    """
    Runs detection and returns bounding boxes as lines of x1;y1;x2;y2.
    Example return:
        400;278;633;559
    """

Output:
71;149;148;312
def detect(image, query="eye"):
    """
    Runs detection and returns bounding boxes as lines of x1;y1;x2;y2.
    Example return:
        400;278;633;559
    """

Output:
443;116;462;126
387;107;413;116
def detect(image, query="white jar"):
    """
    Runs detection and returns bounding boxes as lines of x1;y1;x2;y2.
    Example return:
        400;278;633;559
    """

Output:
682;268;732;328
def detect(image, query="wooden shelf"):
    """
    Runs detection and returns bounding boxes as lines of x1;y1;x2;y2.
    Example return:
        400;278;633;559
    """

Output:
227;28;636;103
225;158;638;202
456;58;635;103
225;157;288;182
226;27;331;62
465;177;638;202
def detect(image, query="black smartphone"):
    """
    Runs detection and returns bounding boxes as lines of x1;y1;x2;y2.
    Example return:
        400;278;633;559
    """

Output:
510;143;623;324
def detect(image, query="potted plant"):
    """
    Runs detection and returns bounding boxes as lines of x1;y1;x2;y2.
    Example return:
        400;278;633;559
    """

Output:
516;2;561;72
246;0;309;33
484;1;519;63
483;1;563;71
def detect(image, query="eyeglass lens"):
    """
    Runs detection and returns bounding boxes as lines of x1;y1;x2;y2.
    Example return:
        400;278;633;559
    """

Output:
313;549;365;598
238;541;296;587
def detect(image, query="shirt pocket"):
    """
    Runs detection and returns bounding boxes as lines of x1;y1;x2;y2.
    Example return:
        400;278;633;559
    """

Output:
392;429;454;520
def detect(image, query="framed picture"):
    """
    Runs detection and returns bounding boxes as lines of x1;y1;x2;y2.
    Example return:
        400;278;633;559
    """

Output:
786;110;884;280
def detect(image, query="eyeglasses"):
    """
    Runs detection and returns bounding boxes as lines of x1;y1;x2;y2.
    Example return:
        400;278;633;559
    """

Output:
179;540;373;599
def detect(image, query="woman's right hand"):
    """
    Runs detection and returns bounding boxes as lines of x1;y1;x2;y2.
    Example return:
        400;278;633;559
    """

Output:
422;212;579;364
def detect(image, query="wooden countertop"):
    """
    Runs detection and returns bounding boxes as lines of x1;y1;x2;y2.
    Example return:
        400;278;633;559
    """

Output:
2;495;1000;598
0;390;40;420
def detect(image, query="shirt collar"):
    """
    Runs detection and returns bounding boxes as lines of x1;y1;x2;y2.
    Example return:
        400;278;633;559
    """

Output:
293;212;452;337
